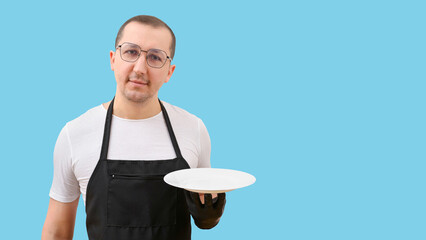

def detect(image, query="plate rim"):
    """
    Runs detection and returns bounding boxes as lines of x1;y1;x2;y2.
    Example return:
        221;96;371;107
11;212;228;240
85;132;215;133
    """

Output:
164;168;256;192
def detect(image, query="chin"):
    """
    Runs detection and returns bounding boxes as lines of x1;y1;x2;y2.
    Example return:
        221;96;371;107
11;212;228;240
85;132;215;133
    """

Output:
123;90;152;103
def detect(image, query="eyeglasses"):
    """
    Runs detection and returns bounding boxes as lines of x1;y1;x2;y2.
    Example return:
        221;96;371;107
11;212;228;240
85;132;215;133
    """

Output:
116;42;172;68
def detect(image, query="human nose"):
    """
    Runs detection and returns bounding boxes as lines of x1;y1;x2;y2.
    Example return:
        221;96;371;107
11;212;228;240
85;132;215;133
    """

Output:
132;52;148;74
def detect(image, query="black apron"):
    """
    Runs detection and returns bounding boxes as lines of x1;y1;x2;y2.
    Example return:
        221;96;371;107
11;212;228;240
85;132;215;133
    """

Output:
85;98;191;240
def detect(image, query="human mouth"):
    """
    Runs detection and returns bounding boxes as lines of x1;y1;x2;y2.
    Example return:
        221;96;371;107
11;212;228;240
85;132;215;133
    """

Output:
128;79;148;86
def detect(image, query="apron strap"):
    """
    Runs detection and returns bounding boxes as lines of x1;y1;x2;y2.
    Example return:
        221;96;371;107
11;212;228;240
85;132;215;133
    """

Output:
100;97;183;160
159;99;183;159
100;97;115;160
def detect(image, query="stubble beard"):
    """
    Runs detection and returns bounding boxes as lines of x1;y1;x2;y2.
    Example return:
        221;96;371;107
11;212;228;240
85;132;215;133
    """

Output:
121;81;154;104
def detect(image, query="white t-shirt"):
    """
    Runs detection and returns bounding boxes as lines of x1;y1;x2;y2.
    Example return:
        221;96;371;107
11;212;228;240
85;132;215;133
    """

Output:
49;101;211;205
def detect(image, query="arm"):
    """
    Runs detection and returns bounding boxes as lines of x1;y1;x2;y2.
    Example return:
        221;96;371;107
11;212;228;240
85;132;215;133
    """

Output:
187;118;225;228
41;197;79;240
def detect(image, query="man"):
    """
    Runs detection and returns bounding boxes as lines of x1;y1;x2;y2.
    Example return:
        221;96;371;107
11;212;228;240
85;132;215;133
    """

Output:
42;15;225;240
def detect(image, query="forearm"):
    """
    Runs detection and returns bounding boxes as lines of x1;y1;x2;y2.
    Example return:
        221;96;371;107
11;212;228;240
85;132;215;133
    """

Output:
42;198;78;240
41;226;74;240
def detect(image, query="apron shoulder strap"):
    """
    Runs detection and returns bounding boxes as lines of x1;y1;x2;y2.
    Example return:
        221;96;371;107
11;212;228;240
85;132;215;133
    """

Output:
159;99;184;159
100;97;114;160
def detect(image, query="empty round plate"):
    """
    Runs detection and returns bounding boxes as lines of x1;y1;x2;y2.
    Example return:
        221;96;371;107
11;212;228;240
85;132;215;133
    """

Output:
164;168;256;193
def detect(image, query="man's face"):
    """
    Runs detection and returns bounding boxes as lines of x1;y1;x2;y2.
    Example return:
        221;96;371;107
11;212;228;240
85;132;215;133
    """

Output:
110;22;175;103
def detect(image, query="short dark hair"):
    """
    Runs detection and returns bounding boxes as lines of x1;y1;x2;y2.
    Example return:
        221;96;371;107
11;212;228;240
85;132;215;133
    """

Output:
115;15;176;59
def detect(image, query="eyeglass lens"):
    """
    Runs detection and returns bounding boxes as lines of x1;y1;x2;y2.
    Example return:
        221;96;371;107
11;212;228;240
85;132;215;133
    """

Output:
120;43;168;68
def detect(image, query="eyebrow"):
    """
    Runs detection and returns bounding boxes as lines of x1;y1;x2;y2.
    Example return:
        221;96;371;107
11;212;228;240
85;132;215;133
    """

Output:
149;49;163;53
122;42;140;48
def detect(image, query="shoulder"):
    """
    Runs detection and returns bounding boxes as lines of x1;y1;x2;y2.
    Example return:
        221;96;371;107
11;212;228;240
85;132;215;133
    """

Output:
65;104;105;138
161;101;203;126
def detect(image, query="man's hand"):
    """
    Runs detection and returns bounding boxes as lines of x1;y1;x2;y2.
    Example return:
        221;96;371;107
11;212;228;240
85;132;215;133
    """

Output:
198;193;218;204
184;190;226;229
41;197;79;240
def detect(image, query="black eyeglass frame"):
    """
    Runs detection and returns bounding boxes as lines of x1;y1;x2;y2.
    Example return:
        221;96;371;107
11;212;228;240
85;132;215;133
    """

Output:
116;42;172;69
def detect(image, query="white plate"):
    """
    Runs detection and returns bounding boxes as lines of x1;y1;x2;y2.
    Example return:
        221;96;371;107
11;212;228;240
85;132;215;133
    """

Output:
164;168;256;193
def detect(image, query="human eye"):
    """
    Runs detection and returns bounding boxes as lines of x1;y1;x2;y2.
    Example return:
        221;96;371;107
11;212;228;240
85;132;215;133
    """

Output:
148;53;163;62
123;49;139;56
147;50;165;62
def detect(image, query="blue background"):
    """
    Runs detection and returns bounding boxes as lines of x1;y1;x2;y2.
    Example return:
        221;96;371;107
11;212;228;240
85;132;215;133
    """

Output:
1;0;425;239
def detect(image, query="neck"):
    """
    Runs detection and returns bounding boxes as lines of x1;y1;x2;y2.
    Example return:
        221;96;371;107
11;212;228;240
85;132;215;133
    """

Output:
104;94;161;120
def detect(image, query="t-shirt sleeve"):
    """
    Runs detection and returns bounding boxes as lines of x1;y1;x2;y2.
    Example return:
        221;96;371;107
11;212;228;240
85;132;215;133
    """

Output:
197;119;211;168
49;124;80;202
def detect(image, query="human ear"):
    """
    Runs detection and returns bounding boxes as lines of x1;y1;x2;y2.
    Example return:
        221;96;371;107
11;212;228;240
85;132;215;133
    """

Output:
110;50;115;71
164;64;176;83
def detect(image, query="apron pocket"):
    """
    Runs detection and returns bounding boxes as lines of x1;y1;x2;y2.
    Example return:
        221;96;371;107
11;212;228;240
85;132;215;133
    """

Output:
107;174;177;227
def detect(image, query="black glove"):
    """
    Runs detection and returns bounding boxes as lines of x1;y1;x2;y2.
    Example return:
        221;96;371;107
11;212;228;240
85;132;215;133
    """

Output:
184;190;226;229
